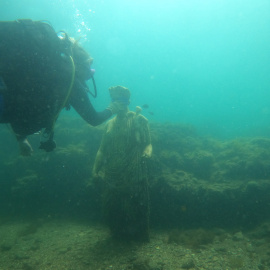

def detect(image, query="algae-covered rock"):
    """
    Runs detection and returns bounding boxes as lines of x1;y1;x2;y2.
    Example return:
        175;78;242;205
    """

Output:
159;150;184;170
1;119;270;230
210;137;270;180
151;123;200;155
12;172;39;196
184;150;214;178
151;168;270;229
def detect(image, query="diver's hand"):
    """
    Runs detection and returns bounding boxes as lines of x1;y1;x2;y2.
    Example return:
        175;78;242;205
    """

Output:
19;138;33;156
107;101;126;115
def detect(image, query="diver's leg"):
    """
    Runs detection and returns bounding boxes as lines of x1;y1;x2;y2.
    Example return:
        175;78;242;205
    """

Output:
16;134;33;156
10;124;33;156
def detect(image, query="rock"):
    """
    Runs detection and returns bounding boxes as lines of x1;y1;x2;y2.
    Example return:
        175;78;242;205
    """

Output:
0;241;13;251
14;252;30;260
233;231;244;241
181;258;195;269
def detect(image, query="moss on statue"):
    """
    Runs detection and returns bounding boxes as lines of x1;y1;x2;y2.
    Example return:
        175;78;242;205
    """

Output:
93;86;152;241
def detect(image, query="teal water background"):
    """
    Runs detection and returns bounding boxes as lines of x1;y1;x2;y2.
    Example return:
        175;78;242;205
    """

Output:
1;0;270;139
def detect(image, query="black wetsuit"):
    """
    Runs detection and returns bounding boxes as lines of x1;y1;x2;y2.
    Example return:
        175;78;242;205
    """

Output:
0;20;111;139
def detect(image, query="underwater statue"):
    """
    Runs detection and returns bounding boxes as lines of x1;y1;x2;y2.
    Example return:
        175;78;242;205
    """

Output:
93;85;152;241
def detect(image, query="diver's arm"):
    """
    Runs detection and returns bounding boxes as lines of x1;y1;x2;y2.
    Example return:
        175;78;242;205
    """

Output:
70;86;112;126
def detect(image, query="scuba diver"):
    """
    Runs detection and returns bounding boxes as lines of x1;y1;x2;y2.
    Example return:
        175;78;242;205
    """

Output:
0;19;122;156
93;86;152;242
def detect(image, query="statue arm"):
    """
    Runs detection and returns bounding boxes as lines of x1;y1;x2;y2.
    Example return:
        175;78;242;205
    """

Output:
92;147;105;177
92;122;111;177
136;114;152;158
142;124;152;158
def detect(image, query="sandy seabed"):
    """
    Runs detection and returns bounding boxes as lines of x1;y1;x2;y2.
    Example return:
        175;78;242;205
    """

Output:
0;218;268;270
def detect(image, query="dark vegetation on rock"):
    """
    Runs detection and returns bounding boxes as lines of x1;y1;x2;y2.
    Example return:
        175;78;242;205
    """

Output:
1;117;270;230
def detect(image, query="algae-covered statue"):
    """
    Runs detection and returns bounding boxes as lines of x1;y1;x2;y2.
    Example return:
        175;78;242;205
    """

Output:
93;86;152;241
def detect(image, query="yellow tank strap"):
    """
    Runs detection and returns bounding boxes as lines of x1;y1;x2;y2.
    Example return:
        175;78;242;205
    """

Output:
61;55;75;111
49;55;75;132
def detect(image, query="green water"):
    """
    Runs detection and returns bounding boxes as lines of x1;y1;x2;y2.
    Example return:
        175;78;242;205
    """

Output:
1;0;269;139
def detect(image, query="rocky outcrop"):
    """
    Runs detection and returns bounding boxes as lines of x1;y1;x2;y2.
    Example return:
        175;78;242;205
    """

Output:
1;118;270;229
